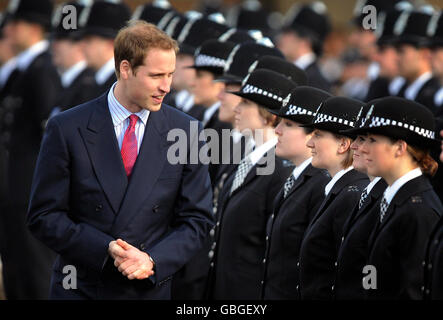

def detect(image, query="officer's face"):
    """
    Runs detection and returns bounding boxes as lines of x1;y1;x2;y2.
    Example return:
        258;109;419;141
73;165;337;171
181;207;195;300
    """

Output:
122;48;175;112
350;135;368;174
306;129;345;171
275;119;311;164
218;84;241;124
4;19;35;54
190;69;224;107
396;44;422;80
376;45;399;79
361;133;396;179
234;98;265;134
171;53;195;91
81;36;114;70
431;47;443;78
51;39;78;70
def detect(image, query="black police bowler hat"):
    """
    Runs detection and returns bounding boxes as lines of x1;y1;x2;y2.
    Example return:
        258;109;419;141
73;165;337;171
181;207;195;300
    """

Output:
177;16;230;56
7;0;54;30
218;28;263;44
51;2;85;41
278;86;332;125
188;39;236;76
216;41;284;84
301;96;364;134
132;0;176;30
282;2;331;44
78;0;131;39
248;55;308;86
341;97;440;149
229;68;296;113
392;11;433;47
427;11;443;48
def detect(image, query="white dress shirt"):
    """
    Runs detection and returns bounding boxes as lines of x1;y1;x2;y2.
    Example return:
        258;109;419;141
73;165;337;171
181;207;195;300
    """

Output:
107;82;150;153
324;166;354;196
382;168;422;205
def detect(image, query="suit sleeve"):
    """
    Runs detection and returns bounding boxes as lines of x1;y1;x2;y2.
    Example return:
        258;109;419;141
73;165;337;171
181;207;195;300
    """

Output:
27;117;114;272
146;121;214;283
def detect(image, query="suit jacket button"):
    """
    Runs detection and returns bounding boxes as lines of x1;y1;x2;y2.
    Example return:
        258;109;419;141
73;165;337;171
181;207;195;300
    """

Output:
153;205;159;213
140;244;146;250
95;204;103;212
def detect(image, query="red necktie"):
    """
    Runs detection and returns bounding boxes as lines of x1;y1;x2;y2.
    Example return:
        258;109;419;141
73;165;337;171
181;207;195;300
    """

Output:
121;114;138;177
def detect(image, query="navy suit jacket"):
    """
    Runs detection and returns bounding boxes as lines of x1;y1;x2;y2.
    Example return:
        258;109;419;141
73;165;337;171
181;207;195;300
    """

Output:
27;92;214;299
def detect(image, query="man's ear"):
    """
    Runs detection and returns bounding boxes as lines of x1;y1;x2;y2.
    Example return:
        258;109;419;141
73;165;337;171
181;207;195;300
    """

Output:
119;60;131;80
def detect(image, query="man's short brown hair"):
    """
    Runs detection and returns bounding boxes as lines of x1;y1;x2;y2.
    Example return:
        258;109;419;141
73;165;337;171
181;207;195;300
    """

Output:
114;20;179;78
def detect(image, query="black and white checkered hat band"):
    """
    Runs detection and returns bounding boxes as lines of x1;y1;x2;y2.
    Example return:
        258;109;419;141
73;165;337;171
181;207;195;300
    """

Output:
314;113;354;127
368;116;435;139
241;84;284;102
195;54;226;68
286;104;315;116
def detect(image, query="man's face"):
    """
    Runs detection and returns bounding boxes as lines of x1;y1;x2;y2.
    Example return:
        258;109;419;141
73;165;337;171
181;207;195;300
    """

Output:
396;44;421;80
375;45;399;79
190;69;224;107
81;35;113;70
4;19;35;53
431;47;443;79
124;48;176;112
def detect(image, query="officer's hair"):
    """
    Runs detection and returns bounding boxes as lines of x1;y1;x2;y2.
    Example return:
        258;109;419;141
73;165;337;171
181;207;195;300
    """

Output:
257;105;279;128
406;145;438;177
114;20;178;78
334;133;354;168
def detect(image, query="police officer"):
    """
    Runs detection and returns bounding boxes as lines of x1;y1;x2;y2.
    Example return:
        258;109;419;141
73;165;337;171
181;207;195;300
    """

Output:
1;0;60;299
261;86;332;300
298;96;369;300
79;0;130;97
50;1;96;115
349;97;442;299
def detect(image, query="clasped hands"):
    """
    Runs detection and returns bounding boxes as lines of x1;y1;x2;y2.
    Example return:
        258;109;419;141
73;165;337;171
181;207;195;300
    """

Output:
108;239;155;280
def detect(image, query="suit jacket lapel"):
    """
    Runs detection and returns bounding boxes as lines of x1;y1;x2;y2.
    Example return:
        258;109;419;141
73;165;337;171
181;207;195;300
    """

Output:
80;94;128;214
111;108;170;235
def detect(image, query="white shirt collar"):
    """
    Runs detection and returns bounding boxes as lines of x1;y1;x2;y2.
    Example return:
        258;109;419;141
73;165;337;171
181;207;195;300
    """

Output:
404;72;433;100
434;87;443;107
292;157;312;181
107;82;149;127
383;168;422;205
61;60;88;88
367;62;380;81
0;57;17;89
365;176;382;195
388;76;406;96
324;166;354;196
294;52;316;70
16;40;49;71
175;89;195;112
248;137;278;166
95;58;115;85
202;101;221;126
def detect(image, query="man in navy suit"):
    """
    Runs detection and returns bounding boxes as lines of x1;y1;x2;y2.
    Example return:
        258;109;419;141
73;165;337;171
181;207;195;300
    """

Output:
27;21;214;299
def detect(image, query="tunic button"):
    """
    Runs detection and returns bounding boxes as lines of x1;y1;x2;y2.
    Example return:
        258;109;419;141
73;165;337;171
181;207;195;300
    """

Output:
421;286;425;292
211;242;216;249
296;261;300;267
271;214;274;219
422;261;426;267
334;261;338;267
261;280;264;285
209;229;215;237
216;221;220;227
296;285;299;290
210;262;214;267
435;239;439;245
208;250;214;259
331;285;335;291
341;236;344;242
262;258;266;264
266;236;269;241
425;289;430;295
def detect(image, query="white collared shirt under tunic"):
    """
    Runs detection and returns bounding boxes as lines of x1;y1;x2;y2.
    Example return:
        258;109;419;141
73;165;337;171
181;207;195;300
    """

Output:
324;166;354;196
404;72;432;101
291;157;313;181
294;53;316;70
107;82;150;154
16;40;49;72
61;60;88;88
248;137;278;166
364;176;382;195
96;58;115;86
382;168;422;206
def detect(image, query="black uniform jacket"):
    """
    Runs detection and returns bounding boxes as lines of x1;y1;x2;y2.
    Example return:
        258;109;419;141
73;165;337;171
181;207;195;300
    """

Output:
208;149;292;300
298;169;369;300
262;164;331;300
366;175;442;300
334;178;388;300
